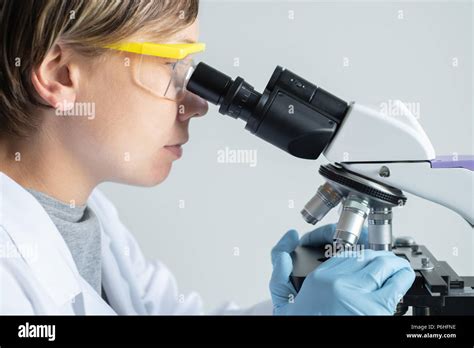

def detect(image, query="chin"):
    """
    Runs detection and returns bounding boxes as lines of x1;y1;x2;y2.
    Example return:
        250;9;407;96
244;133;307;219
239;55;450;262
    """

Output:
144;163;173;187
113;148;177;187
120;162;173;187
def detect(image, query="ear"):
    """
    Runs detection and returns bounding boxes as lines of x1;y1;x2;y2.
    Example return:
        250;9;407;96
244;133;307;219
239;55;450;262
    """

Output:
31;44;79;111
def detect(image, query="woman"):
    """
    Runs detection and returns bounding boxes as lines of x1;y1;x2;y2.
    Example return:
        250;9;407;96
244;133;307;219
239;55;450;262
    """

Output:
0;0;414;315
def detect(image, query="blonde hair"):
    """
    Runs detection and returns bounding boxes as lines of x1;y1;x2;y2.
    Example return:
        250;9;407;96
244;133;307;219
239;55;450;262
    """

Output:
0;0;199;136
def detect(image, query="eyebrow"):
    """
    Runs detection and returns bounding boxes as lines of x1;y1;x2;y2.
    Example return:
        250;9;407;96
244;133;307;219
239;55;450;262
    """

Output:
147;37;197;45
178;38;197;44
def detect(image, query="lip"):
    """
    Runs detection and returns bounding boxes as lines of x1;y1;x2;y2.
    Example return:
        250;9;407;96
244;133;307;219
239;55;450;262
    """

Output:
164;144;183;158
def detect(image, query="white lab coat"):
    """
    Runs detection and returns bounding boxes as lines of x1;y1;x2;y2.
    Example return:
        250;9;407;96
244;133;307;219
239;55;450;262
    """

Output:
0;172;272;315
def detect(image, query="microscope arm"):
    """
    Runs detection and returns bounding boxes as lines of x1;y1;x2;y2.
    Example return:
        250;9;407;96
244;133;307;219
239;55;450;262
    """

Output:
322;100;473;226
341;161;474;227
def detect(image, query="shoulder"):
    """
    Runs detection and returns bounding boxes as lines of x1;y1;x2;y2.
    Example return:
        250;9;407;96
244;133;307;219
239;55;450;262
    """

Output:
0;227;35;313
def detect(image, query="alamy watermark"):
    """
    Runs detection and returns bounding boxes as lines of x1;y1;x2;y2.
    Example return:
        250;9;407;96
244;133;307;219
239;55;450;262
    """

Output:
18;322;55;341
324;242;366;262
217;146;257;167
55;100;96;120
380;99;420;119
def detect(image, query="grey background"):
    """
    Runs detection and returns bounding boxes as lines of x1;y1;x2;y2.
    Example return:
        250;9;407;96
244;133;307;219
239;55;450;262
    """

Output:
100;0;473;311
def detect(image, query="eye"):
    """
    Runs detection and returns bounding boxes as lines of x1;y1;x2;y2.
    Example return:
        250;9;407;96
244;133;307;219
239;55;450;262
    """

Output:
163;61;178;73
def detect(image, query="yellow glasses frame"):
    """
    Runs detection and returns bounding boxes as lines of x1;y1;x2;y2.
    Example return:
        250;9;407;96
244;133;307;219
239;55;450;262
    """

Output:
103;42;206;59
102;41;205;100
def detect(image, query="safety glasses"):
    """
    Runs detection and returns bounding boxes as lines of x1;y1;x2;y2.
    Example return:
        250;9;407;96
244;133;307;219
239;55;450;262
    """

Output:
103;42;206;101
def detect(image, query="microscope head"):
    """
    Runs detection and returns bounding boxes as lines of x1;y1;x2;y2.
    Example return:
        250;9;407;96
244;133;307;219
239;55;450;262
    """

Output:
323;99;473;227
186;62;474;233
187;62;348;160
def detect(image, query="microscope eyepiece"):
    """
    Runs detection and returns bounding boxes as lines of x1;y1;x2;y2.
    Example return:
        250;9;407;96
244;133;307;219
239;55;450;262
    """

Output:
186;62;262;122
186;62;349;160
186;62;233;106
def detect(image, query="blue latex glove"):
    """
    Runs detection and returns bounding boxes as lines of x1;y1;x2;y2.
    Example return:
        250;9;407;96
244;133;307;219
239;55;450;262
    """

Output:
270;225;415;315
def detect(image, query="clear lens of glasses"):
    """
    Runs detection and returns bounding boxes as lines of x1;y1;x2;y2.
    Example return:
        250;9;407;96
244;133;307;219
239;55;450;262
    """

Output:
134;53;195;101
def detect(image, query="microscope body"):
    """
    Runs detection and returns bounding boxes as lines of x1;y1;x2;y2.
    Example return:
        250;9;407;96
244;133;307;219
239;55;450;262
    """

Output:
296;100;474;315
187;62;474;315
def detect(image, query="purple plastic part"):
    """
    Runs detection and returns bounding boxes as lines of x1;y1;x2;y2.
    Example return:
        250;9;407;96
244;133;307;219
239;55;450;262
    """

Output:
430;155;474;171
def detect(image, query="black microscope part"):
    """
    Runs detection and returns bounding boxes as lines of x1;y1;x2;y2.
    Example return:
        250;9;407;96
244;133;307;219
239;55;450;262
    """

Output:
187;62;349;160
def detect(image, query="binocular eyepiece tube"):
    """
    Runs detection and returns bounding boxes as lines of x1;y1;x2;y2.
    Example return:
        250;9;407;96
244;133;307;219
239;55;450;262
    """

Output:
186;62;349;160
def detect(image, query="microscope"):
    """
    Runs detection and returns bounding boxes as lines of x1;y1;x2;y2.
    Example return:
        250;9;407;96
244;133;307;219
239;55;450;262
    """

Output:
186;62;474;315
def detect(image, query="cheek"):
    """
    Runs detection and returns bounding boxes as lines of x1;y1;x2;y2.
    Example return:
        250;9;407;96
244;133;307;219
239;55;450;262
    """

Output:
80;58;179;153
71;55;181;184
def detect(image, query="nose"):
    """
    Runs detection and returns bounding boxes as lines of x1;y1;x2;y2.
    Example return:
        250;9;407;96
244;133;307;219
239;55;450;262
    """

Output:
178;91;209;122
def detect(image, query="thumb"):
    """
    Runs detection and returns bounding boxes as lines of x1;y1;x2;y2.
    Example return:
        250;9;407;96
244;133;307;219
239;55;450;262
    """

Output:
375;266;416;313
270;230;299;305
271;229;300;265
299;224;336;247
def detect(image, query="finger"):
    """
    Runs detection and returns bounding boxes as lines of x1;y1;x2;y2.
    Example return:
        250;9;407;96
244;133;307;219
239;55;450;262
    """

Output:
299;224;336;247
269;253;297;307
270;252;293;294
271;229;299;265
314;248;376;275
270;231;299;305
375;267;415;312
352;253;413;292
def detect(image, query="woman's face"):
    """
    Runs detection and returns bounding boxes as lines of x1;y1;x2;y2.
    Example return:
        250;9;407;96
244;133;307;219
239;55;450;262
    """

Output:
62;20;208;187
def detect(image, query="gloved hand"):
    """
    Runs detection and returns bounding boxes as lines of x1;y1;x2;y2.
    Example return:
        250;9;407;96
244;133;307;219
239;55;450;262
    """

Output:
270;225;415;315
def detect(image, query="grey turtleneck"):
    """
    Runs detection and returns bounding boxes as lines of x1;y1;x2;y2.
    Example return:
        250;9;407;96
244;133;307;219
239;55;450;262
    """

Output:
27;189;102;295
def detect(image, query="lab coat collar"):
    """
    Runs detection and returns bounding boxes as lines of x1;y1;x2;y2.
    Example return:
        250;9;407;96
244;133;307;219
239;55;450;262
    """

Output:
0;172;81;307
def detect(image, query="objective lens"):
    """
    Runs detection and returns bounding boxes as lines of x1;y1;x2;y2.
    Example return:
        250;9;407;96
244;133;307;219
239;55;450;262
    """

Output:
368;207;393;251
333;195;370;247
301;182;342;224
